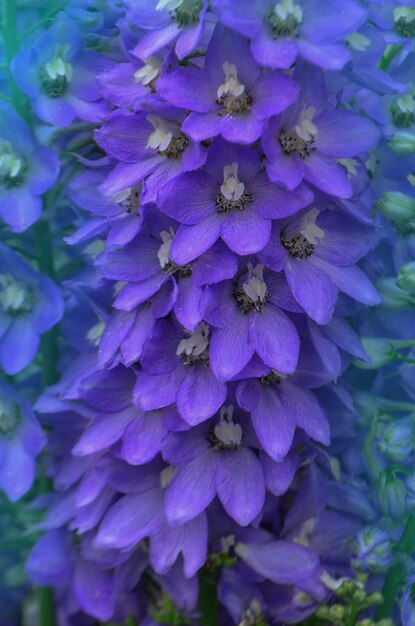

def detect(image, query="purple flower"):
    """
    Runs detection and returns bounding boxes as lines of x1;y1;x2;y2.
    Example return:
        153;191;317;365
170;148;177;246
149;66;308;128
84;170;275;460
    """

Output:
0;103;59;232
97;288;174;368
158;25;299;143
262;70;380;197
96;212;238;330
259;208;381;324
127;0;208;61
370;1;415;44
0;244;63;374
236;367;330;461
66;168;144;249
96;54;165;111
201;264;301;380
213;0;366;69
27;529;75;587
11;12;111;126
162;404;266;526
353;525;392;573
158;138;313;262
134;320;227;426
95;108;206;203
94;464;207;578
0;380;45;500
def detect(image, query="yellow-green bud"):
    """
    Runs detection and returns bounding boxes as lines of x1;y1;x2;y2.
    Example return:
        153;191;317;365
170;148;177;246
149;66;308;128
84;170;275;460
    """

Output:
390;130;415;154
397;261;415;291
376;277;415;310
378;191;415;221
340;580;357;595
354;337;415;369
315;606;330;619
353;588;367;603
329;604;345;620
367;591;384;606
357;572;369;584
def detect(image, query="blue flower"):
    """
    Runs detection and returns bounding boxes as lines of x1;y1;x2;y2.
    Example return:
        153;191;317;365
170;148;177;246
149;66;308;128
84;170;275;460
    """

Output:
11;12;111;127
0;244;63;374
0;380;45;501
0;103;59;231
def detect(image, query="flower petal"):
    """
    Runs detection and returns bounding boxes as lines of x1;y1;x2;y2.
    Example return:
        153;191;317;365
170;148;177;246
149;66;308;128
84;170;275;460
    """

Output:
216;448;265;526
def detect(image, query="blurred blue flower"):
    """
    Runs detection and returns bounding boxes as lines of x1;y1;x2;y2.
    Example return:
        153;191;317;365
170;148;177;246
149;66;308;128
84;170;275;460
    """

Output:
11;12;110;127
0;380;45;501
0;244;63;375
0;102;59;232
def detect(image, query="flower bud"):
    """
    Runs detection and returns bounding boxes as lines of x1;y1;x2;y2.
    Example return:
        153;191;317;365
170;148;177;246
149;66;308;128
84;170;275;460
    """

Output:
397;261;415;291
366;591;384;606
329;604;345;620
390;131;415;154
405;473;415;509
376;471;407;520
378;191;415;221
376;277;415;310
376;418;414;461
315;606;330;619
355;338;395;369
355;338;415;369
353;525;392;573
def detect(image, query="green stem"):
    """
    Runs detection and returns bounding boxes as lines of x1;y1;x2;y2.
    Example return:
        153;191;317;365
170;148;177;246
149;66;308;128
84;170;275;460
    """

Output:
2;3;57;625
1;0;28;118
395;353;415;365
18;1;68;42
198;572;218;626
363;421;381;481
375;516;415;620
34;221;59;387
378;44;403;71
36;587;56;626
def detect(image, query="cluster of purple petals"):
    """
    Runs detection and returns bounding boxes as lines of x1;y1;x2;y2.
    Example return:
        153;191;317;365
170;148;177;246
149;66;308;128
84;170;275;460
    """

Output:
0;0;413;624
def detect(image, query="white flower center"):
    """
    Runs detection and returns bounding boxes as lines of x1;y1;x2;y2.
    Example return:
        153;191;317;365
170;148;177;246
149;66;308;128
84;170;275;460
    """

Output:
214;405;243;448
160;465;176;488
176;322;209;358
157;228;175;269
397;93;415;114
242;263;267;303
0;140;23;179
345;32;371;52
394;6;415;24
45;44;73;82
274;0;303;23
156;0;183;10
220;162;245;202
134;57;162;86
295;107;318;142
293;517;316;546
111;188;132;204
86;321;105;347
146;115;174;152
0;275;31;313
284;208;325;246
217;62;246;100
336;158;358;178
220;534;236;552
